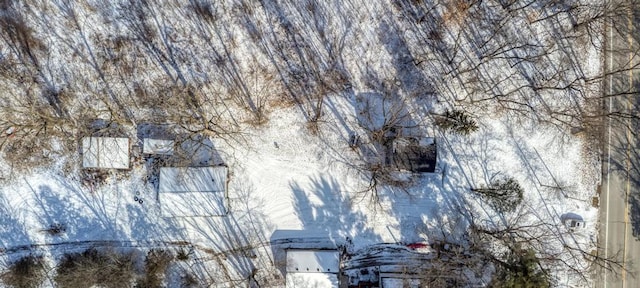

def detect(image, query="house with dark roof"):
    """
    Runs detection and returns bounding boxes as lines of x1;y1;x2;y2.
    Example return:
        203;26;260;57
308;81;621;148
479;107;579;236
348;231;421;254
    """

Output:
386;137;437;173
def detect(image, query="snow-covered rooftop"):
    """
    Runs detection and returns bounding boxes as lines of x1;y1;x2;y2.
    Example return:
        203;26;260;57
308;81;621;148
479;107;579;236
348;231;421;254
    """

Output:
81;137;130;169
159;191;227;217
159;167;227;193
285;273;339;288
286;250;339;273
286;250;340;288
158;166;228;217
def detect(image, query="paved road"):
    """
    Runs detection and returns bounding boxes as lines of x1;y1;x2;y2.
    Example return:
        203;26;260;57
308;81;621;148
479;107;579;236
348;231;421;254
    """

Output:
598;4;640;288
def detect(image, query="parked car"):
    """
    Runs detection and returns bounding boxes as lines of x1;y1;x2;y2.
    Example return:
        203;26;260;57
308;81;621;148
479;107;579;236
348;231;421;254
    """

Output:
562;213;585;231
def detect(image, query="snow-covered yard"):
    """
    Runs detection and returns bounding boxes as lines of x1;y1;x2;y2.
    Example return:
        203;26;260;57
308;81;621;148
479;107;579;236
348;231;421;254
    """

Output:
0;0;608;287
0;93;599;286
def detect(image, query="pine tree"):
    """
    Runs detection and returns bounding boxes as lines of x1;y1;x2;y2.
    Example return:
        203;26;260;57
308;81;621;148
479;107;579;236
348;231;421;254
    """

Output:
492;246;550;288
471;177;524;212
436;109;479;135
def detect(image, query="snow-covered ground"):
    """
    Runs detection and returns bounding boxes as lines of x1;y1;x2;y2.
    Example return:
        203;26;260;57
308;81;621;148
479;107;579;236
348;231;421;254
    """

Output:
0;0;604;287
0;93;599;286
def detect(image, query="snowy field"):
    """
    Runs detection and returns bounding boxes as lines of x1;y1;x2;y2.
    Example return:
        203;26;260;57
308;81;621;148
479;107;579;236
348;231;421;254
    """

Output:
0;94;600;286
0;0;607;287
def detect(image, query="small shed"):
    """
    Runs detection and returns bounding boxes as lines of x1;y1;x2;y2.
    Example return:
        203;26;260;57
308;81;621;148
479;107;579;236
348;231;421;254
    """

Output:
286;250;339;288
82;137;130;169
143;138;174;155
158;166;228;217
387;137;437;173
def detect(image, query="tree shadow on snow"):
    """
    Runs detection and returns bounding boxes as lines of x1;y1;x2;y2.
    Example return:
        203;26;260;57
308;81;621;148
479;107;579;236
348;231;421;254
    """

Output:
268;175;383;276
31;184;126;242
0;192;32;250
175;180;278;286
387;172;472;246
290;175;380;244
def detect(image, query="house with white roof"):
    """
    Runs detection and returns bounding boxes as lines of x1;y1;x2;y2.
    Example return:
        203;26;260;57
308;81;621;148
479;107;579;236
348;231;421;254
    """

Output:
286;250;340;288
158;166;228;217
82;137;130;169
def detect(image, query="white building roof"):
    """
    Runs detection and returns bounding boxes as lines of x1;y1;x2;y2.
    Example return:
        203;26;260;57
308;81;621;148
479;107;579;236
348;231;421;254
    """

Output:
82;137;130;169
286;273;339;288
158;167;228;217
159;167;227;193
159;191;227;217
286;250;339;273
381;277;421;288
143;138;174;155
285;250;340;288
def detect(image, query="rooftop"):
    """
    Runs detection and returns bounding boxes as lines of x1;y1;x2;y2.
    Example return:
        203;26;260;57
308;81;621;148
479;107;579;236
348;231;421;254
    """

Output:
286;250;340;273
82;137;130;169
158;166;228;217
386;137;437;173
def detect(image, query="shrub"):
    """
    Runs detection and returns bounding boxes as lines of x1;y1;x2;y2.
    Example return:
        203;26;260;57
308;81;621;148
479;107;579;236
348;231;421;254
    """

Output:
44;223;66;236
55;248;136;288
0;255;48;288
181;272;199;288
176;248;192;261
136;249;173;288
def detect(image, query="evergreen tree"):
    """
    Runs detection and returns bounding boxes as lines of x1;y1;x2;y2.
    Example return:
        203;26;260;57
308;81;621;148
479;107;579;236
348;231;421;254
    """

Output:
472;177;524;212
436;109;479;135
492;246;550;288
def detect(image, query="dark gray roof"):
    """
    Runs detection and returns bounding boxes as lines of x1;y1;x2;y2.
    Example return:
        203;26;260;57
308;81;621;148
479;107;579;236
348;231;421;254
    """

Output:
387;137;437;173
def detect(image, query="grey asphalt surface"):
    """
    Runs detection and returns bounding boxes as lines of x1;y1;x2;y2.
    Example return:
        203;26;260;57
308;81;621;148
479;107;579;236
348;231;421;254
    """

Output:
598;6;640;288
